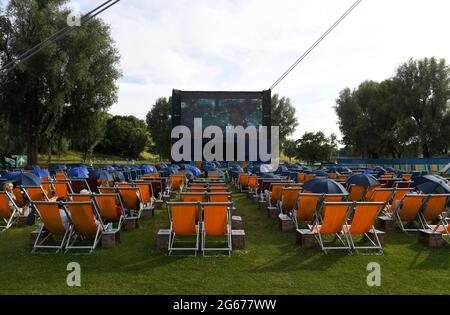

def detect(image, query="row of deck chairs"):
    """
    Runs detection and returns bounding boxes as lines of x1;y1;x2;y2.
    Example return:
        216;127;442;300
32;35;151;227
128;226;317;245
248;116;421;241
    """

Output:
167;181;233;256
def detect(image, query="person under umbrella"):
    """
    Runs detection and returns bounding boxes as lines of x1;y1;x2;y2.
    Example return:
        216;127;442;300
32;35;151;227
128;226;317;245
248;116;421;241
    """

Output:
303;178;348;194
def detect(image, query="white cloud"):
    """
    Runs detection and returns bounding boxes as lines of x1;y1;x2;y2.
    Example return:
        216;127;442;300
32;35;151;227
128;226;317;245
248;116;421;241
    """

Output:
73;0;450;140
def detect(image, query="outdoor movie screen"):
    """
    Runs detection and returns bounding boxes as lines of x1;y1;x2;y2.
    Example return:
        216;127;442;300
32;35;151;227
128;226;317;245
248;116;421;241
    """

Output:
171;90;272;162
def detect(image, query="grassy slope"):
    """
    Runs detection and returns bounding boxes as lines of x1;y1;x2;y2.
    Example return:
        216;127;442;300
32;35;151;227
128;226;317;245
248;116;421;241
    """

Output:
0;188;449;295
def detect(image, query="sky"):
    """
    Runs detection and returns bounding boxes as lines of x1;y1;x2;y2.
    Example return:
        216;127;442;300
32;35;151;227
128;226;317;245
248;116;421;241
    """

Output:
63;0;450;140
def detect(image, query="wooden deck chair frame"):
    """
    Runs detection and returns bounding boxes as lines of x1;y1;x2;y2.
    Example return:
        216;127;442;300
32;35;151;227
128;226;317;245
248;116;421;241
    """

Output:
309;202;353;254
32;201;72;253
167;202;201;256
63;201;105;254
346;202;385;254
292;193;323;229
0;191;21;231
418;194;450;230
200;202;233;256
392;194;428;232
93;193;125;231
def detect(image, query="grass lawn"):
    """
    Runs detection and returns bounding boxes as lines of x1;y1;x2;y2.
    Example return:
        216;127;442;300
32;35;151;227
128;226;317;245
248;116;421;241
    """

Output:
0;188;449;295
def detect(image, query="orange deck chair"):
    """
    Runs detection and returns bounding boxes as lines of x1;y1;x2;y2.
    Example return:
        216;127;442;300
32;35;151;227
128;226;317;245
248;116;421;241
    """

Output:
201;202;233;256
304;174;316;183
238;174;250;192
188;187;208;193
53;182;73;198
167;202;201;255
68;193;92;202
346;202;385;254
98;187;118;194
266;183;288;207
401;174;413;181
391;194;428;232
348;185;368;202
296;173;306;183
279;187;302;215
54;172;67;180
384;188;414;214
118;187;143;219
13;187;26;208
135;183;153;209
418;194;450;230
0;191;21;231
93;193;124;230
309;202;353;254
248;176;259;196
181;193;207;203
169;174;186;193
63;201;105;253
32;202;72;253
366;188;395;210
292;193;323;229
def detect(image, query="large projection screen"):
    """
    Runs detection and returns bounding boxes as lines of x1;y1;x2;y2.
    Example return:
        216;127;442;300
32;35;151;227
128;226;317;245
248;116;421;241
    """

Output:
171;90;272;162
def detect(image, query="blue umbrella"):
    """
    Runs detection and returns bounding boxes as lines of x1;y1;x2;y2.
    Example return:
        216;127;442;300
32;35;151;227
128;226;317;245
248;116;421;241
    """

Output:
303;178;348;194
414;175;450;194
346;173;380;187
89;170;114;181
68;167;89;179
103;165;115;171
111;170;126;182
10;173;42;187
275;165;288;174
2;171;22;179
32;169;50;179
156;164;168;170
140;164;157;174
260;173;277;179
186;165;201;177
179;170;194;181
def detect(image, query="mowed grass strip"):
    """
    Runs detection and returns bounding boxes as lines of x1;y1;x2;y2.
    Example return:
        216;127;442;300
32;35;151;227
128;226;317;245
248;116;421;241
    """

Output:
0;187;448;294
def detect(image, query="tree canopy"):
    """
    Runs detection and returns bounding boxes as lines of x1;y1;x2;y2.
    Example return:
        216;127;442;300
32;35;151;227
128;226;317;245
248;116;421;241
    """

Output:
335;57;450;158
0;0;121;163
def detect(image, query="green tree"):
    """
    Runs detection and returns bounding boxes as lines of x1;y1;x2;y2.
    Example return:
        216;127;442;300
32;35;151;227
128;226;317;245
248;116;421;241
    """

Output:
283;139;299;162
71;112;109;162
97;115;148;159
0;0;120;164
146;97;172;160
296;132;336;164
272;94;299;147
394;57;450;157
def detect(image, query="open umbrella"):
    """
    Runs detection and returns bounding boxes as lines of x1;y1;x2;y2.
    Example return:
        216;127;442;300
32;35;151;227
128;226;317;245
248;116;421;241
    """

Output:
89;170;114;182
32;169;50;179
185;165;201;177
303;178;348;194
25;165;40;171
140;164;157;174
68;167;89;179
10;173;42;186
2;171;22;179
346;173;380;187
103;165;115;171
414;175;450;194
111;170;126;182
49;164;67;172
